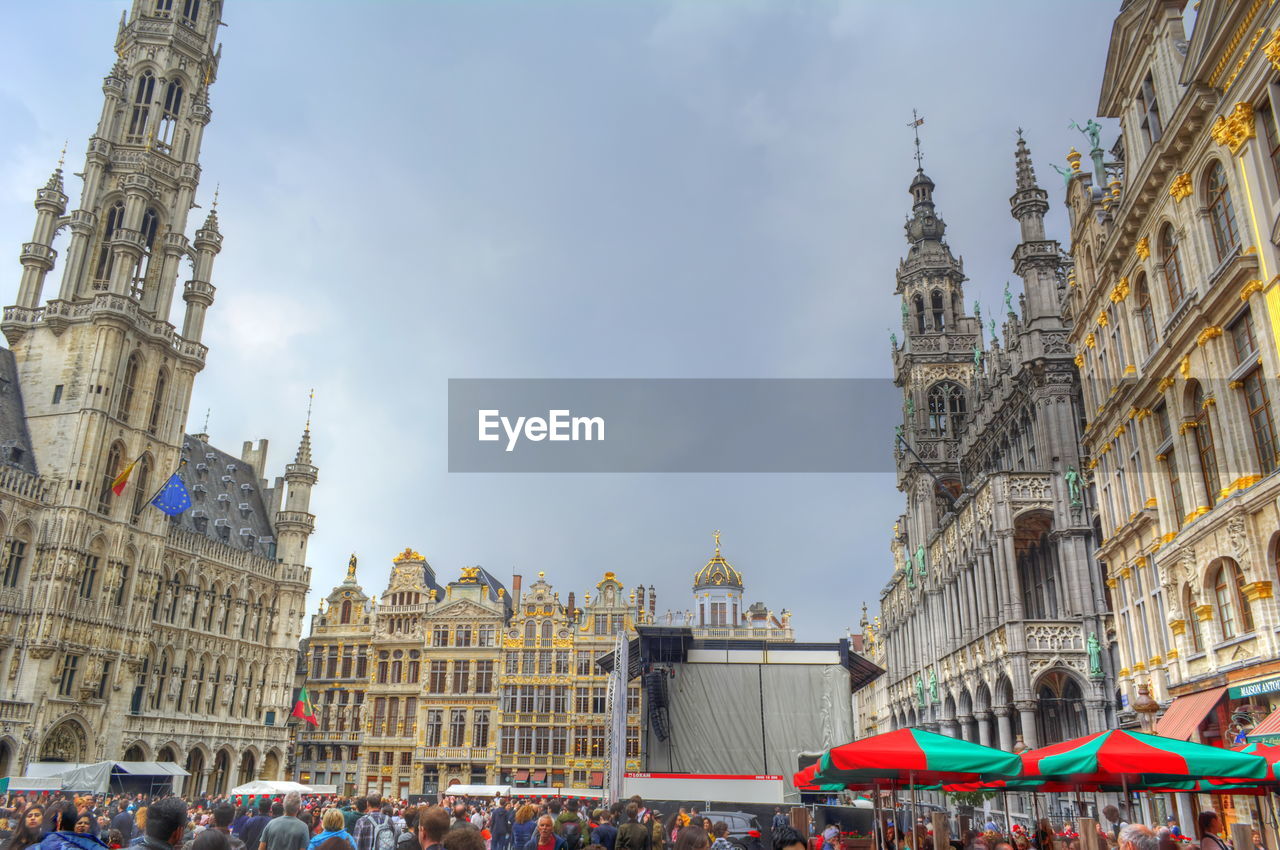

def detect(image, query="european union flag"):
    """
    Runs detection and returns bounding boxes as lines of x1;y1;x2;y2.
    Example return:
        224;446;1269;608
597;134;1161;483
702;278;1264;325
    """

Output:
150;473;191;516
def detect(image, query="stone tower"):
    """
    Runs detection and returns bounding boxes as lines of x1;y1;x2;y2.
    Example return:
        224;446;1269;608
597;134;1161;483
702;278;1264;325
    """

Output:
892;163;982;548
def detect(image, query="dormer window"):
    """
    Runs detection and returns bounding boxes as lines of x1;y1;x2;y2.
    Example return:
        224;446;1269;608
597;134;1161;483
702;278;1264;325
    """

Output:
1138;73;1162;146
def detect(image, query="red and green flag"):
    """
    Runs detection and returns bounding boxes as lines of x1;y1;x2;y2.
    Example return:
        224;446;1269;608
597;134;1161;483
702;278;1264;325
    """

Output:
291;687;318;726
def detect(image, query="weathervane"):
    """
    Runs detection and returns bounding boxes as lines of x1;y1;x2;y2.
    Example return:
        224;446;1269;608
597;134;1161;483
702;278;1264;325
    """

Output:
305;388;315;430
908;109;925;170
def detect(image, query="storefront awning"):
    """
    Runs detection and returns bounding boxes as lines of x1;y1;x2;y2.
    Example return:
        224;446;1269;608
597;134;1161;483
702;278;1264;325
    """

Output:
1246;710;1280;745
589;771;603;789
513;769;529;782
531;769;547;783
1155;686;1227;740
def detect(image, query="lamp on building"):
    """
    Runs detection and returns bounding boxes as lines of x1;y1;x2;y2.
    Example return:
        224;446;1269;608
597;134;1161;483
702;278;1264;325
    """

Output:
1133;682;1160;732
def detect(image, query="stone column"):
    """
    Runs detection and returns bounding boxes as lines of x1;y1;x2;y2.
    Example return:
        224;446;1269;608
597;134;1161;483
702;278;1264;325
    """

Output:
956;714;974;742
999;531;1025;620
1085;698;1107;734
975;710;993;747
994;706;1013;752
1017;701;1040;749
1176;426;1209;517
940;718;959;739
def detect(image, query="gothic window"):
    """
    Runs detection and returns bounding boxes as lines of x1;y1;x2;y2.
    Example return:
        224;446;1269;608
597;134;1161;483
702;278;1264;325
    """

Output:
1;526;29;589
1138;72;1162;146
132;207;160;299
540;620;552;644
1023;411;1037;468
1205;161;1240;263
208;661;221;714
1160;225;1185;307
1034;672;1086;746
150;653;168;710
473;709;490;748
148;369;168;436
1231;310;1278;474
115;557;131;607
188;660;205;713
158;80;184;152
1212;560;1253;640
930;290;945;332
180;0;200;27
912;294;925;334
127;70;156;143
117;354;141;423
130;455;152;524
523;620;535;643
1135;274;1157;354
79;542;103;600
56;654;80;698
926;382;966;438
403;697;417;735
340;600;352;624
98;442;125;515
1191;382;1220;508
154;0;174;14
94;201;125;286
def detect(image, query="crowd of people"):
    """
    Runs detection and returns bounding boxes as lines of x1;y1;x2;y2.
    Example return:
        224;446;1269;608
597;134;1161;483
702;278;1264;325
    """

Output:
0;792;802;850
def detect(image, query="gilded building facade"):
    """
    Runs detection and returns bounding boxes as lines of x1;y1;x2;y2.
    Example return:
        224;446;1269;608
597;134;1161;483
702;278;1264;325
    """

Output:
1069;0;1280;771
295;558;373;794
868;135;1115;751
0;0;315;791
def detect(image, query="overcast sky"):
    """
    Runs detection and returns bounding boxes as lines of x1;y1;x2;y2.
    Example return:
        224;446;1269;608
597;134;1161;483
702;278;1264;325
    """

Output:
0;1;1126;640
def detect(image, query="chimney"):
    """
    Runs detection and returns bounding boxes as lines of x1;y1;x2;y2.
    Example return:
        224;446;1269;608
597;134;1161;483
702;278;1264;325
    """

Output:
636;586;646;618
512;573;522;602
649;585;656;619
567;592;576;622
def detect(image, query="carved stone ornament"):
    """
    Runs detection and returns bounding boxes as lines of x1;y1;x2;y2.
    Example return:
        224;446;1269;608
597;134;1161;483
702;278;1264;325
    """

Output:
1136;236;1150;260
1266;29;1280;72
1210;103;1256;155
1169;173;1193;202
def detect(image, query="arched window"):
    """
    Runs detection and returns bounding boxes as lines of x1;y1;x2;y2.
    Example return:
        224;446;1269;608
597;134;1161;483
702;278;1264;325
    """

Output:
79;539;104;599
912;295;925;334
150;653;169;711
148;369;168;436
1212;560;1254;640
180;0;200;27
1;524;30;589
931;290;946;332
1184;585;1203;653
524;620;536;643
1192;382;1220;508
158;81;183;152
340;600;352;624
540;620;553;644
127;70;156;143
131;208;160;299
1135;273;1157;354
926;382;966;438
1160;225;1185;307
1034;672;1086;745
154;0;174;16
1206;162;1239;263
94;201;125;286
98;441;125;515
130;455;152;524
117;354;141;423
114;552;132;607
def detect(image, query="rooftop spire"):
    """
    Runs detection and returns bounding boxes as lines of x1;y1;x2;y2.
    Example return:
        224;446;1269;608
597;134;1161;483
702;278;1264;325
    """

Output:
1014;129;1039;192
202;183;220;232
908;109;925;172
294;389;314;464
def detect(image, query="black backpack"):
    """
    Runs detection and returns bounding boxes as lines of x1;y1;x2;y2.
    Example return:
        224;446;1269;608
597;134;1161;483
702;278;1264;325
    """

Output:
562;819;583;850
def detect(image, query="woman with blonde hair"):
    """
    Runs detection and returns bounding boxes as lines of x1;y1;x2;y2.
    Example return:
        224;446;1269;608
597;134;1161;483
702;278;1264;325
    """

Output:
307;809;354;850
512;805;538;850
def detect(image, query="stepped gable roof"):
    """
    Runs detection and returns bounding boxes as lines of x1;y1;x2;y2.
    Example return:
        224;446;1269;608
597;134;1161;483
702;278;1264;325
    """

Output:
173;433;276;558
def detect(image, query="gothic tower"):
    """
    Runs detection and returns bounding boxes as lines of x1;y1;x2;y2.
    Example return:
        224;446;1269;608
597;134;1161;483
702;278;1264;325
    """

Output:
892;162;981;548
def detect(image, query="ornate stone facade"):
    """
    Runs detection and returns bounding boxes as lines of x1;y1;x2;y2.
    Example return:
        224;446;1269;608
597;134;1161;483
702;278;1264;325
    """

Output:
0;0;314;792
866;136;1114;750
1071;0;1280;748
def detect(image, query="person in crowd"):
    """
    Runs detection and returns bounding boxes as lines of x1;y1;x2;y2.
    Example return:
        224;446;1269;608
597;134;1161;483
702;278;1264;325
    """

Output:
129;811;151;848
6;805;42;850
448;810;471;834
1156;829;1176;850
1101;809;1128;846
511;810;537;850
107;832;124;850
137;799;188;850
444;828;485;850
707;824;733;850
553;802;587;850
1033;820;1055;850
1119;826;1157;850
193;833;230;850
613;805;647;850
341;807;364;841
821;823;839;849
240;804;272;850
489;801;511;850
393;810;416;850
109;811;133;844
770;814;787;834
352;796;395;850
230;812;250;841
308;810;354;850
41;801;107;850
590;812;615;850
989;840;1015;850
772;827;805;850
1197;813;1227;850
95;819;110;842
671;829;707;850
1165;823;1181;841
73;819;93;837
524;818;563;850
259;795;309;850
418;807;450;850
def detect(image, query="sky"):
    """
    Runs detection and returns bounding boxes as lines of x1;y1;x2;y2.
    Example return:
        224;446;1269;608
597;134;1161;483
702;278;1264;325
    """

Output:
0;1;1127;641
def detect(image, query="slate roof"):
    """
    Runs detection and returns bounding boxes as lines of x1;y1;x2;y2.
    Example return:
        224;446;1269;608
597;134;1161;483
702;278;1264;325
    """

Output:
171;433;276;558
0;348;37;475
448;566;513;619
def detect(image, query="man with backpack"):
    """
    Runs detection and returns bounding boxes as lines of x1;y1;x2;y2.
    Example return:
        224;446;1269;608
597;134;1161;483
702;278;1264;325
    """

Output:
553;801;588;850
354;794;398;850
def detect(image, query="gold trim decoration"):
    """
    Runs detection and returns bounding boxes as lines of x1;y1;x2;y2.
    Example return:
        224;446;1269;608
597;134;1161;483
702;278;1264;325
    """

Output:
393;548;424;562
1106;577;1118;589
1085;333;1096;348
1201;395;1217;410
1135;408;1152;421
1120;567;1133;580
1243;580;1274;601
1125;365;1137;374
1211;103;1257;154
1158;376;1175;392
1194;603;1214;621
1196;326;1224;346
1230;380;1245;389
1169;619;1188;637
1136;236;1150;260
1110;277;1130;302
1067;148;1082;172
1074;353;1085;368
1156;452;1168;462
1118;667;1131;677
1145;497;1157;508
1169;172;1193;202
1224;28;1269;93
1180;355;1191;378
1178;421;1198;435
1135;556;1148;568
1233;474;1262;491
1068;269;1077;288
1166;649;1180;660
1209;0;1265;86
1266;28;1280;71
1114;424;1127;438
1162;532;1178;543
1098;311;1110;327
1241;279;1266;301
1132;661;1147;672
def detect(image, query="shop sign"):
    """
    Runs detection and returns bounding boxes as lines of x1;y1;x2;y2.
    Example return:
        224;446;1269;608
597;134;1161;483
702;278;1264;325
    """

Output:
1228;676;1280;699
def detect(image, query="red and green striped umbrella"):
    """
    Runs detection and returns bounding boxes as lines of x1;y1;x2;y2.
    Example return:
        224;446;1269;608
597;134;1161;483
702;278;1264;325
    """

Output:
1022;729;1269;784
809;727;1023;786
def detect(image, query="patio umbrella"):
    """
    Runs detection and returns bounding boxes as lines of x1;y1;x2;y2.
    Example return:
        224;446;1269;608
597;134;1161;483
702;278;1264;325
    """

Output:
812;727;1024;786
1021;729;1269;784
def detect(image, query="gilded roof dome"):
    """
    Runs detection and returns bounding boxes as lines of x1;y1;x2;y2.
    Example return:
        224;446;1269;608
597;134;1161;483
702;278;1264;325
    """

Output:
693;531;743;591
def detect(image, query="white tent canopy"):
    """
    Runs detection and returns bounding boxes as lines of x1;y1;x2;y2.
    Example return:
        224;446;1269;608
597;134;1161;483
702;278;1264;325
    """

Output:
230;780;315;795
19;761;188;793
441;785;512;798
